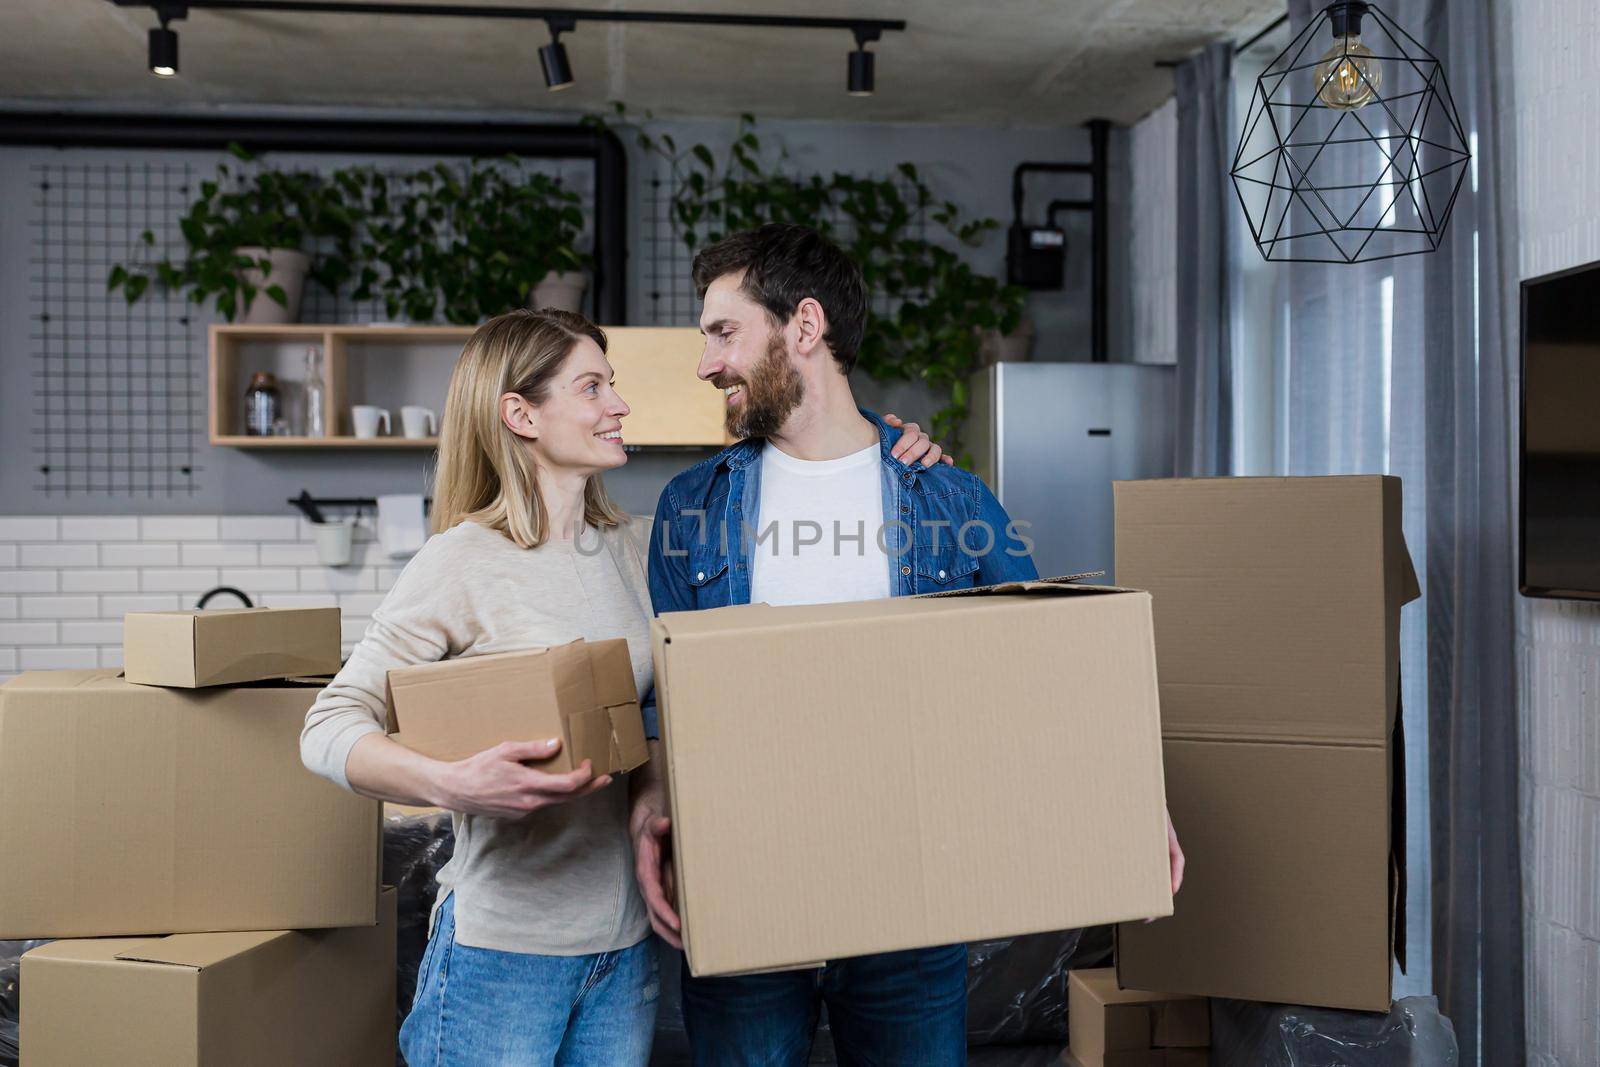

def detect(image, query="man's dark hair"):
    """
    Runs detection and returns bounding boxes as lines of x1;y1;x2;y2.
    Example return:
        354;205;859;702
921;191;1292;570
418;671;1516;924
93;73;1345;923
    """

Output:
692;223;868;374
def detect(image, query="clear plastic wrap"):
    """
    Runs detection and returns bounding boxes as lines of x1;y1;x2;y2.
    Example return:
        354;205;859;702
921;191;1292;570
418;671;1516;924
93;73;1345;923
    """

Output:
1211;995;1459;1066
382;809;456;1066
0;939;50;1067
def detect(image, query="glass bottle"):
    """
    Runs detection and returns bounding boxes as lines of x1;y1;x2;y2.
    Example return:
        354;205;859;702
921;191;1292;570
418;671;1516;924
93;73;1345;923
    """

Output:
304;346;326;438
244;372;280;436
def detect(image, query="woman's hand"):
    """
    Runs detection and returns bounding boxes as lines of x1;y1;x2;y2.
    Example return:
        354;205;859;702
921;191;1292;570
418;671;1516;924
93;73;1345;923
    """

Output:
883;412;955;468
434;738;613;819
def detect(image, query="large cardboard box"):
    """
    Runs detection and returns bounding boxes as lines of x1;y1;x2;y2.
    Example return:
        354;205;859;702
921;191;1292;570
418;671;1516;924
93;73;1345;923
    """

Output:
123;607;342;687
0;670;381;939
1065;967;1208;1067
651;578;1173;978
385;638;648;774
1113;476;1419;1011
21;887;397;1066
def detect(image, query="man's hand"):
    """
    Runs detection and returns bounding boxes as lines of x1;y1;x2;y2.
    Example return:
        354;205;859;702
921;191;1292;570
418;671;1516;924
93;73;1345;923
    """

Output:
630;800;682;948
883;412;955;467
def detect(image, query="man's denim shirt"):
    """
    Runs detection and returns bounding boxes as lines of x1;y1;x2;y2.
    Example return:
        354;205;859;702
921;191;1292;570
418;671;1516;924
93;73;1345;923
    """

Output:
646;409;1039;627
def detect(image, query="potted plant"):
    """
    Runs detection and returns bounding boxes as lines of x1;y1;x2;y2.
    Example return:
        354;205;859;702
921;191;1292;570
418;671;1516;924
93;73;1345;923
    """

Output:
597;107;1025;456
109;144;356;323
351;160;591;324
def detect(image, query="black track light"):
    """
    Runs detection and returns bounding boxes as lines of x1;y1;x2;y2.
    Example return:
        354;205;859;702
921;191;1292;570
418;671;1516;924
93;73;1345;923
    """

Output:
847;48;874;95
148;26;178;76
539;17;574;91
847;25;879;96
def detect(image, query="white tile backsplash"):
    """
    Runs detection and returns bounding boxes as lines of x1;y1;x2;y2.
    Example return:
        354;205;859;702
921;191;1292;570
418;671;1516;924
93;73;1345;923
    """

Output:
0;518;58;541
141;568;220;593
221;516;302;541
101;594;184;615
60;517;140;541
102;543;182;567
19;647;99;671
20;596;99;620
0;571;58;594
20;543;98;568
140;516;220;541
219;567;300;593
60;569;142;594
1;516;405;678
181;543;261;567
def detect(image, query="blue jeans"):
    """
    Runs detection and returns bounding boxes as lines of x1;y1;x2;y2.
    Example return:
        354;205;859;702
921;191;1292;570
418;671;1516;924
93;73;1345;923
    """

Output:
680;944;968;1066
400;894;659;1067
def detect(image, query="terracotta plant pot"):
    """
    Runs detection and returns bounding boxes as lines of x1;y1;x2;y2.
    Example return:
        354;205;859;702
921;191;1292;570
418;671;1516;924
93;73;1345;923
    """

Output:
531;270;588;314
978;318;1036;365
235;247;311;324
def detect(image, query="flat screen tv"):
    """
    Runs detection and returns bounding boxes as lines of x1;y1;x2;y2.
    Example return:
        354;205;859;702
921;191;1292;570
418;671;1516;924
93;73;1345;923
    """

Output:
1520;259;1600;600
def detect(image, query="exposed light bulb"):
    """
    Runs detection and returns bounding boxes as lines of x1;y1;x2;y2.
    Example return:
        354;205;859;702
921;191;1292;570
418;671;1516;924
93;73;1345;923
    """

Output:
1313;34;1381;109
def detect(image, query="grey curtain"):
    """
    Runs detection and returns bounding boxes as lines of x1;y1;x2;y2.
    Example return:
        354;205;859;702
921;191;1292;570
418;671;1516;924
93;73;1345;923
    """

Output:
1173;42;1235;477
1274;1;1525;1063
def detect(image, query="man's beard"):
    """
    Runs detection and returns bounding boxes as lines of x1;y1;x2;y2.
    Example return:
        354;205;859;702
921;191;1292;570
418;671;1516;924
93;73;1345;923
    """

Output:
723;330;805;440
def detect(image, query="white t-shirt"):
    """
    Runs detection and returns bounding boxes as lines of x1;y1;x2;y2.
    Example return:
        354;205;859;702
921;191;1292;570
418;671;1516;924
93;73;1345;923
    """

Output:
750;442;892;607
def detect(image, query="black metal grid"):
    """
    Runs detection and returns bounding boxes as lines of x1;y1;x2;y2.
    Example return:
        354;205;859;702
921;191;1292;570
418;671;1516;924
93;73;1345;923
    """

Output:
26;152;595;498
640;162;930;327
30;161;203;497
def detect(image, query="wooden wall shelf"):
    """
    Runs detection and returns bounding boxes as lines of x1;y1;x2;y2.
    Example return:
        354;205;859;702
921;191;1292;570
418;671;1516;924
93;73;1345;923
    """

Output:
208;323;727;449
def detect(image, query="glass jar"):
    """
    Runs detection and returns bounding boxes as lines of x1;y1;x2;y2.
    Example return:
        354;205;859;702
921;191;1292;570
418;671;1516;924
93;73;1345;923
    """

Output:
244;371;280;436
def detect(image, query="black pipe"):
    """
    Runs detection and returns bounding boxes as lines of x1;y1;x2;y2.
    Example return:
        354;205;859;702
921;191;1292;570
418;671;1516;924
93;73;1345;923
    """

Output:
1087;117;1109;364
1010;117;1111;362
0;111;630;323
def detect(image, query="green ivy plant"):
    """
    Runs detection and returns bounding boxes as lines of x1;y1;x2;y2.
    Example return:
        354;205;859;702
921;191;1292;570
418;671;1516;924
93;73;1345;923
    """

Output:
108;143;358;321
592;105;1025;453
349;159;591;325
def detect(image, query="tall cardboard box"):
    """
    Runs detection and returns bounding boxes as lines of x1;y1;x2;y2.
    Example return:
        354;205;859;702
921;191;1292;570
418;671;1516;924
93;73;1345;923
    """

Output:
0;671;381;939
384;638;648;773
651;578;1173;978
21;887;398;1066
123;607;342;687
1113;476;1419;1011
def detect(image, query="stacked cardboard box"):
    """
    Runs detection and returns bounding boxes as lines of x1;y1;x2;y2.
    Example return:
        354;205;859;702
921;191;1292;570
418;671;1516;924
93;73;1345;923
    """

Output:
1112;476;1419;1012
1064;968;1208;1067
650;577;1175;978
1;608;394;1065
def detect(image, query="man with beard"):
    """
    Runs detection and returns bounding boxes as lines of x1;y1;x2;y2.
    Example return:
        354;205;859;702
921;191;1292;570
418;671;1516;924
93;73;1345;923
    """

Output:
631;223;1179;1065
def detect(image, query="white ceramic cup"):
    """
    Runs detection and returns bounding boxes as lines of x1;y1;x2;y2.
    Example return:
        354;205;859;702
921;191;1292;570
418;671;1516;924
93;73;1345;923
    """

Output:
311;518;355;567
400;406;437;439
351;406;390;439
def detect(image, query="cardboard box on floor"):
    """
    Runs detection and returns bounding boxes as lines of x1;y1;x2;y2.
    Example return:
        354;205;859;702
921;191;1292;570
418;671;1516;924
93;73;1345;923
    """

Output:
123;607;342;688
651;578;1174;978
385;638;648;775
21;887;398;1066
1065;968;1209;1067
1113;476;1419;1012
0;671;381;939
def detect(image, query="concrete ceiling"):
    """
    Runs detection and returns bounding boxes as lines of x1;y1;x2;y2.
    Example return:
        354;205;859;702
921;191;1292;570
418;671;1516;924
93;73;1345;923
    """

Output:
1;0;1283;126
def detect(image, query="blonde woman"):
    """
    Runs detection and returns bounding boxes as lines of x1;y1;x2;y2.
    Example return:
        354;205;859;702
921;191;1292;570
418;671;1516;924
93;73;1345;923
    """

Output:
300;309;944;1066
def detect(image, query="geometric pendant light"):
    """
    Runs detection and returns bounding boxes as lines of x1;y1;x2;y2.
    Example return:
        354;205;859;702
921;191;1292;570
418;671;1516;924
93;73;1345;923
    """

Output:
1231;1;1471;262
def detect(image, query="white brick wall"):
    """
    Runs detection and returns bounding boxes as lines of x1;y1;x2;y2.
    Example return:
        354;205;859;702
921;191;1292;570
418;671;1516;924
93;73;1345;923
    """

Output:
1510;1;1600;1063
0;515;405;682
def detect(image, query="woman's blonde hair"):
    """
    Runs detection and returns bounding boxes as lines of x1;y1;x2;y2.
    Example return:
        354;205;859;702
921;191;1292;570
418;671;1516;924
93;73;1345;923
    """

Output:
430;308;626;548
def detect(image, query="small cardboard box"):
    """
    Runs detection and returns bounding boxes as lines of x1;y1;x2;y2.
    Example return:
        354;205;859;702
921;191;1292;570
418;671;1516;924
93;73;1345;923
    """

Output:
1066;968;1208;1067
21;887;398;1066
385;638;648;774
123;607;342;688
1113;476;1420;1011
651;577;1173;978
0;670;380;939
